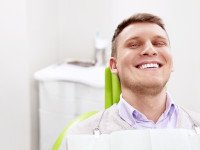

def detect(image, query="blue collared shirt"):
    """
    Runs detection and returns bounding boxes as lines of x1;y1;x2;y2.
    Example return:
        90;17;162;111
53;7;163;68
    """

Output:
117;93;178;128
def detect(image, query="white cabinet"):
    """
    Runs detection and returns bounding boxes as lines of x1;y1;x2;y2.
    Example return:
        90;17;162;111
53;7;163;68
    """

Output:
35;63;104;150
75;83;104;115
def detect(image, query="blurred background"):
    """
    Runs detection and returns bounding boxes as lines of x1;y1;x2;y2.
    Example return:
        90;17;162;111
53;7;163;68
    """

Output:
1;0;200;149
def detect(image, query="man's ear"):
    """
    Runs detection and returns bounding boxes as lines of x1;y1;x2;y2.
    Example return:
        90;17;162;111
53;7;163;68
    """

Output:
171;66;174;72
109;57;118;74
171;60;174;72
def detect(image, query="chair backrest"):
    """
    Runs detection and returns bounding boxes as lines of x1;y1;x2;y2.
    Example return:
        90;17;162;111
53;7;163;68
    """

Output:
52;111;97;150
105;67;121;108
52;67;121;150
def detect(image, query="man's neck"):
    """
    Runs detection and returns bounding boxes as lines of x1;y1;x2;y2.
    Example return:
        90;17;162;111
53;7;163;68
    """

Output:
122;89;167;123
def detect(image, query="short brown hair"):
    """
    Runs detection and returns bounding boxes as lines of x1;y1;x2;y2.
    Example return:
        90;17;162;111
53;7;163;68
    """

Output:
111;13;166;57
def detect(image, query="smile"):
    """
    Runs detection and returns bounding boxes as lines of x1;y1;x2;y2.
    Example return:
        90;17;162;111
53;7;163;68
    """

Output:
137;63;161;69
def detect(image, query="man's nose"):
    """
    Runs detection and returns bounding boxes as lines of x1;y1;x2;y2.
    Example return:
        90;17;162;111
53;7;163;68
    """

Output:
140;42;158;56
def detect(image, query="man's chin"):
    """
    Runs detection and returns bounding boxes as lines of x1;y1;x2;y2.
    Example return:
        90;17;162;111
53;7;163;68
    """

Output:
130;81;167;95
144;81;163;87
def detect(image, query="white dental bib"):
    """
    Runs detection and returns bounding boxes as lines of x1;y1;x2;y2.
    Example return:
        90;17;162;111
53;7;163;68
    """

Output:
68;129;200;150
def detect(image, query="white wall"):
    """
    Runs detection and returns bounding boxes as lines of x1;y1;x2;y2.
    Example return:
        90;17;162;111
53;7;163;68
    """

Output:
0;0;59;150
0;0;30;149
58;0;112;61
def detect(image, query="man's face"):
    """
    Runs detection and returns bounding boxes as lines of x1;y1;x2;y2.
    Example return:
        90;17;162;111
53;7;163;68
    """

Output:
110;23;173;94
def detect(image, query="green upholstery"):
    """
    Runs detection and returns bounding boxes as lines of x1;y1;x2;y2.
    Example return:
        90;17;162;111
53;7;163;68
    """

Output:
52;67;121;150
105;67;121;108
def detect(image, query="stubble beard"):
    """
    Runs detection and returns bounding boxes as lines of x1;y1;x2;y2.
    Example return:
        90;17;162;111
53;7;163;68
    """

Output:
127;79;168;96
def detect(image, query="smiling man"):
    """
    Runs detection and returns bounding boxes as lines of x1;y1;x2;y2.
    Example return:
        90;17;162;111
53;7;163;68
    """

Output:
59;13;200;149
109;16;174;125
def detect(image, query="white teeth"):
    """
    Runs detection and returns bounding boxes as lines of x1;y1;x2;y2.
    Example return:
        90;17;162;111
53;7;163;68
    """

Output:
139;63;159;69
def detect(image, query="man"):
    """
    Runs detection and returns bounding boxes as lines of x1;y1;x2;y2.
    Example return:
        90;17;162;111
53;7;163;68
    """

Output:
59;13;200;149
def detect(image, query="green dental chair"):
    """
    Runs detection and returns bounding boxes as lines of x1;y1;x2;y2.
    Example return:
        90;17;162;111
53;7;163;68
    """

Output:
52;67;121;150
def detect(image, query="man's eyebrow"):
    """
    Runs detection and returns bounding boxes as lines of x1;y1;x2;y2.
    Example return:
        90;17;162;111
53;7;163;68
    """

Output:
153;35;168;40
124;35;168;44
124;36;140;43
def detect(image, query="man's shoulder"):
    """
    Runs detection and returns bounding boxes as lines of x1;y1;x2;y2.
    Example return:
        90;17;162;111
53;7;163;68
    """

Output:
67;110;105;135
178;106;200;126
67;104;125;135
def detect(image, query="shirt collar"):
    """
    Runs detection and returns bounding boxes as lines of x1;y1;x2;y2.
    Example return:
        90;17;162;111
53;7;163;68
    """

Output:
162;93;175;120
117;94;135;126
117;92;176;126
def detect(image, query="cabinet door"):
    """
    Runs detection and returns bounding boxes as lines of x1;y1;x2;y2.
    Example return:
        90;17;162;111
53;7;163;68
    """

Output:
75;83;104;115
39;81;77;115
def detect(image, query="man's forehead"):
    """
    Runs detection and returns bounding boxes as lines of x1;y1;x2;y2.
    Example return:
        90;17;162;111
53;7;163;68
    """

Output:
118;23;168;41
